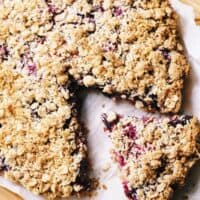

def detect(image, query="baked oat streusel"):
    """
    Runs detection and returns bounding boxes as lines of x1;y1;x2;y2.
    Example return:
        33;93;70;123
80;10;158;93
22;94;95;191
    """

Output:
102;113;200;200
0;0;190;114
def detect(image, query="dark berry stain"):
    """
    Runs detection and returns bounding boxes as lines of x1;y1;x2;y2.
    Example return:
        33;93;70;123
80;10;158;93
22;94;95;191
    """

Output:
159;48;171;65
132;145;145;159
77;13;85;18
168;115;192;127
0;156;10;171
115;153;126;167
36;35;46;44
0;45;8;60
156;156;167;177
102;41;117;52
145;85;152;94
113;7;123;17
27;63;37;75
75;159;90;189
149;94;160;110
45;0;58;14
86;13;95;19
101;113;119;132
21;53;37;75
87;0;93;4
123;182;138;200
63;118;71;129
124;123;137;139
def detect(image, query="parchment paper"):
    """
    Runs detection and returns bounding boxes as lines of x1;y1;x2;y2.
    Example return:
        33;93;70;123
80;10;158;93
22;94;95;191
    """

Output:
0;0;200;199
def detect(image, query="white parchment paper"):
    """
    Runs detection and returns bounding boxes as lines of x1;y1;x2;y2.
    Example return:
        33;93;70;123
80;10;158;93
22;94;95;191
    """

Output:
0;0;200;199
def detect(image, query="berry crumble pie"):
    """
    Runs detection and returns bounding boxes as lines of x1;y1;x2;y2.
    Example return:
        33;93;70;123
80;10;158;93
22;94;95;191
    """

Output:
0;0;193;199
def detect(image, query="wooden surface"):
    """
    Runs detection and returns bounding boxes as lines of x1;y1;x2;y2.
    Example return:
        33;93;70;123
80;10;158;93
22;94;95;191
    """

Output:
0;186;23;200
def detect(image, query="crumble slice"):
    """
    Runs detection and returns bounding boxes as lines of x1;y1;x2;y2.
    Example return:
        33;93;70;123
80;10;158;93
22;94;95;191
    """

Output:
0;0;189;113
102;113;200;200
0;69;90;199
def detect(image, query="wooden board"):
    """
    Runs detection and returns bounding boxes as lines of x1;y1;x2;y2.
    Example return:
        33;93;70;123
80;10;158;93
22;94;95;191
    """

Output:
0;186;23;200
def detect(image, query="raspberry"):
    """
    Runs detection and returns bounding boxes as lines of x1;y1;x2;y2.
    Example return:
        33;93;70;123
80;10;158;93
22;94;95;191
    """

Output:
113;7;123;17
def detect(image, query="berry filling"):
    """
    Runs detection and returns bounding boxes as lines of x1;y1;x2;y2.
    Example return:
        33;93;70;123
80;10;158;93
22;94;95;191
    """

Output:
0;45;8;60
114;152;126;167
102;41;117;52
75;159;91;190
45;0;60;14
0;156;10;171
148;94;159;110
123;123;137;139
21;54;37;75
168;115;192;127
159;48;171;65
101;113;119;132
123;182;138;200
27;63;37;76
113;7;123;17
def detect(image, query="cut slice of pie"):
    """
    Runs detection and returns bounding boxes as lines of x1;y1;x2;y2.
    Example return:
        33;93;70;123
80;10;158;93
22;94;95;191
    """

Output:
102;113;200;200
